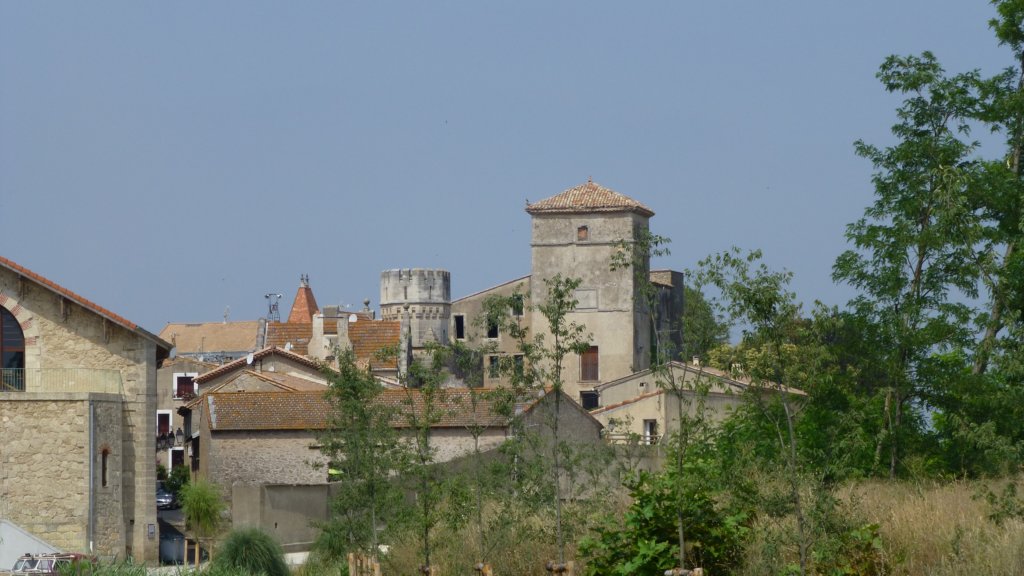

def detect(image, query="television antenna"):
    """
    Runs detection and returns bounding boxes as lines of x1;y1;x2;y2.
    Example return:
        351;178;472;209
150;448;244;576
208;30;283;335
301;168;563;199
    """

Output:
265;293;283;322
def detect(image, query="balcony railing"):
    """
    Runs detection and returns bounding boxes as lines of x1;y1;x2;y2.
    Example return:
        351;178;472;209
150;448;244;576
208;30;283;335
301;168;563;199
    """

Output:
0;368;124;395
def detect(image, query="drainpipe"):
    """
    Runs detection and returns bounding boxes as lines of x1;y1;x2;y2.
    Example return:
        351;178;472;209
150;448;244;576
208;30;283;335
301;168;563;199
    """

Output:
88;400;95;552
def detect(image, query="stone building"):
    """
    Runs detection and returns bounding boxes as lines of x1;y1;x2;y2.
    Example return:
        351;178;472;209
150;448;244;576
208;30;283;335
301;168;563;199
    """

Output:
0;256;171;564
450;180;688;406
179;386;602;518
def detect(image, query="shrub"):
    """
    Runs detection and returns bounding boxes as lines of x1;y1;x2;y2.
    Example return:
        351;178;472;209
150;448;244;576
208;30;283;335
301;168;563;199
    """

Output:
214;528;289;576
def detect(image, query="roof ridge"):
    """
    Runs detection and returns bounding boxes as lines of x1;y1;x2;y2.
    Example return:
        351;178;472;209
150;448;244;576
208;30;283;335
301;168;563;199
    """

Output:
0;255;171;350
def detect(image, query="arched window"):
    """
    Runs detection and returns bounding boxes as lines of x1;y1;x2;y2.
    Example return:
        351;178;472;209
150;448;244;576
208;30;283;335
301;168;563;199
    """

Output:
1;307;25;390
1;307;24;369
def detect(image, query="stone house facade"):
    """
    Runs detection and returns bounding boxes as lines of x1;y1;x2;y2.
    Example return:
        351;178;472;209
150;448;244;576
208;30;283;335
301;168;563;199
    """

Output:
0;256;171;564
592;361;806;444
178;386;602;514
450;180;688;407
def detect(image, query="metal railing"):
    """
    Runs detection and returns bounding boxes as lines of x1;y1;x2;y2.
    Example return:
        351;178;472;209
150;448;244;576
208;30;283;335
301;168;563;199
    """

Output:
0;368;124;395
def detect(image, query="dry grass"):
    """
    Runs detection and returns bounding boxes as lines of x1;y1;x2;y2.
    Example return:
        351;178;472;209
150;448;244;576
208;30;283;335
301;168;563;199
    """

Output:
843;478;1024;576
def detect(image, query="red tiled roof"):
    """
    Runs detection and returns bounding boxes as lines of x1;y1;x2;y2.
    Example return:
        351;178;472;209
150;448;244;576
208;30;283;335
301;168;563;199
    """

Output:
526;180;654;217
208;391;333;431
590;389;664;415
321;311;374;335
349;320;400;368
265;322;312;356
159;321;261;355
0;255;171;349
287;279;319;324
194;346;323;384
206;388;510;431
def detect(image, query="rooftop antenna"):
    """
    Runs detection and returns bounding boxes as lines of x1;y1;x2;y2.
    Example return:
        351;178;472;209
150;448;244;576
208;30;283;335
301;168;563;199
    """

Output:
265;293;283;322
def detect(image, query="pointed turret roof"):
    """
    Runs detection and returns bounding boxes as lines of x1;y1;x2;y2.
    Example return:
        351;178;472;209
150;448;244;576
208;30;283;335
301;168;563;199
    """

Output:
525;179;654;217
287;274;319;324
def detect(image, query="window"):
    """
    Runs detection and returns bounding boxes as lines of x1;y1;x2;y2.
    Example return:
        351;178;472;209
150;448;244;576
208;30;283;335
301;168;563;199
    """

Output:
454;315;465;340
513;354;524;378
190;437;200;472
173;373;197;399
510;294;524;317
488;355;500;378
486;319;499;339
577;225;589;241
157;410;171;436
643;419;659;445
579;390;599;410
1;307;25;389
580;346;599;381
101;448;110;487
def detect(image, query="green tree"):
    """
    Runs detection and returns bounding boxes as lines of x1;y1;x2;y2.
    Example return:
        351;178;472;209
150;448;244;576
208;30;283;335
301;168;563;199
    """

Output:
833;52;983;478
315;349;408;562
610;229;728;572
699;248;812;576
179;478;226;564
973;0;1024;375
402;345;459;574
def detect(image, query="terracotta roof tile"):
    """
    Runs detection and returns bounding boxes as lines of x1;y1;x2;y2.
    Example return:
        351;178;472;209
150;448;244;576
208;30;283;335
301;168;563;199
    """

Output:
0;255;171;349
159;321;261;355
287;277;319;324
526;180;654;217
265;322;312;356
349;320;401;368
207;388;512;431
194;346;324;384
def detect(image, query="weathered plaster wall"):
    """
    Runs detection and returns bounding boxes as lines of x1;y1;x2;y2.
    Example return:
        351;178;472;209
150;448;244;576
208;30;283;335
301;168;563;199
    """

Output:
529;212;651;399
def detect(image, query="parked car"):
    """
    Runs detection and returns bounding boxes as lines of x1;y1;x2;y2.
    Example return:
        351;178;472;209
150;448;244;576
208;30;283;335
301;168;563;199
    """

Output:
157;481;178;509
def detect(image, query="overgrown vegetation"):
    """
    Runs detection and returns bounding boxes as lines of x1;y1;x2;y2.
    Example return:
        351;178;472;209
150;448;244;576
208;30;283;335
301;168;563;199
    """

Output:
289;3;1024;573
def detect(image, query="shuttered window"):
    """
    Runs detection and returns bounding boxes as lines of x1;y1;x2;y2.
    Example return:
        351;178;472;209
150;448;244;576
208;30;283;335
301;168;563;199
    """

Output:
581;346;599;381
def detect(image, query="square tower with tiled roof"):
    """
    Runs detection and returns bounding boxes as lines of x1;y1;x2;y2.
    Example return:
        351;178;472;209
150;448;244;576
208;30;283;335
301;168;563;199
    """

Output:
525;179;654;399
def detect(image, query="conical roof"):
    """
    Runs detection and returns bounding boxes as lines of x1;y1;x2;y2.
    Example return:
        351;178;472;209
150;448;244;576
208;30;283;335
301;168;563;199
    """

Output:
287;274;319;324
526;179;654;217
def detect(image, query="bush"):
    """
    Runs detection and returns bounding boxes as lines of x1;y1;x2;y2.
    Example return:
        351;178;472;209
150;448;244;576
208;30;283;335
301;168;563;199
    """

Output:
214;528;289;576
165;465;191;497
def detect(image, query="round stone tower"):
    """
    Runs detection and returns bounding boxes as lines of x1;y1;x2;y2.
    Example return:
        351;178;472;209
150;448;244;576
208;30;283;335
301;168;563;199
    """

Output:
380;268;451;348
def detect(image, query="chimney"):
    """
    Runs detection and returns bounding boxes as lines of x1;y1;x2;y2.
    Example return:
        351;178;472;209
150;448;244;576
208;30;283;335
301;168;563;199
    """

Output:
399;304;411;377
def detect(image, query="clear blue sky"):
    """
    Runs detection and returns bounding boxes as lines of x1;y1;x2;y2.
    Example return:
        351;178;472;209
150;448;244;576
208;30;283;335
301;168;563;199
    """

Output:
0;2;1010;334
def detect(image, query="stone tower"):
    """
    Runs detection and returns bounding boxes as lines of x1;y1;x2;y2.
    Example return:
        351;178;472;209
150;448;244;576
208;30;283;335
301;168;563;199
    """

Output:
526;179;655;396
380;269;451;348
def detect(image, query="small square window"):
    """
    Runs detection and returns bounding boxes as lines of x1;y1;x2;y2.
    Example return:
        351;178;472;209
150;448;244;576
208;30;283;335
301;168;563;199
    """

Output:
577;226;589;242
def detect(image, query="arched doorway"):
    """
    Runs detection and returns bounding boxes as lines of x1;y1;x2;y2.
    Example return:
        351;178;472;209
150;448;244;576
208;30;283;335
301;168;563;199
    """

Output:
1;306;25;390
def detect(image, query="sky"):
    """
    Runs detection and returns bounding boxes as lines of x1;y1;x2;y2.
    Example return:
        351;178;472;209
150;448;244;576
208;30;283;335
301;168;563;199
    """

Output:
0;2;1012;335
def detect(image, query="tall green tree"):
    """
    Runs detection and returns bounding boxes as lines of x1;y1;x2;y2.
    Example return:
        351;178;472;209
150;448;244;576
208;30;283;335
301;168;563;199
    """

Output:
973;0;1024;375
700;248;813;575
315;349;408;562
610;229;727;571
833;52;984;478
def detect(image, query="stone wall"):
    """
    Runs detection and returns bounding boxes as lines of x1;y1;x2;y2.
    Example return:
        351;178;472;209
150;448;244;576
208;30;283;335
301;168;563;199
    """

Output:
208;431;328;508
380;269;451;348
0;394;123;557
0;266;162;563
